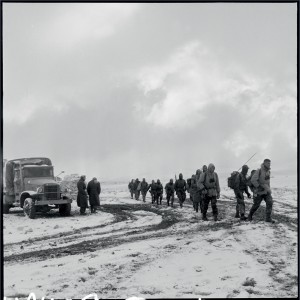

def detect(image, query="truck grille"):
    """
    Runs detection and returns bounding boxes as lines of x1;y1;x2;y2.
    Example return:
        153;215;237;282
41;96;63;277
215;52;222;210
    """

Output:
44;184;60;200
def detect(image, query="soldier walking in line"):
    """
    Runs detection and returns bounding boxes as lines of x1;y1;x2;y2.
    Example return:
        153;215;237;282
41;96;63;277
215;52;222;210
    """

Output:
198;164;220;221
199;165;208;212
156;179;163;205
248;159;274;223
77;175;88;215
87;177;101;213
174;173;187;208
140;178;149;202
186;177;192;202
165;179;175;207
234;165;251;221
148;180;156;204
128;179;134;199
190;175;198;211
133;178;141;200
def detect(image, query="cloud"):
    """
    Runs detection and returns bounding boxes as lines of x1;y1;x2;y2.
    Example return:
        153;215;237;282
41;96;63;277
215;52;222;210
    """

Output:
135;40;297;158
40;3;140;50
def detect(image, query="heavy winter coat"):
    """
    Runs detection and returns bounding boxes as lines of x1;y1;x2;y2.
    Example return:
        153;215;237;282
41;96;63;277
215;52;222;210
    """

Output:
174;179;186;192
251;164;271;195
77;178;88;208
234;172;250;195
165;182;175;195
156;182;163;195
87;180;101;206
133;180;141;192
198;164;220;197
140;181;149;193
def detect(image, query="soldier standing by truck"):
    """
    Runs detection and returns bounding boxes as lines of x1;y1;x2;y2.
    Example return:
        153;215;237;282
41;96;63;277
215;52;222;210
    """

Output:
87;177;101;213
77;175;88;215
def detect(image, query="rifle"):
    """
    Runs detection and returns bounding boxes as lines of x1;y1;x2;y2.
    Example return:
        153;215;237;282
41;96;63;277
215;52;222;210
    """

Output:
237;153;257;172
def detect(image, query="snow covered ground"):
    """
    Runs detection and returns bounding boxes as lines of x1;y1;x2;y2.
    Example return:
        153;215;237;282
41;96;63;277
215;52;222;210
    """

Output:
3;178;298;299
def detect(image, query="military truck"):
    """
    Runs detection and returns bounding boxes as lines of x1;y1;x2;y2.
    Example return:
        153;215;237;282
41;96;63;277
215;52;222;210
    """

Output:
3;157;72;218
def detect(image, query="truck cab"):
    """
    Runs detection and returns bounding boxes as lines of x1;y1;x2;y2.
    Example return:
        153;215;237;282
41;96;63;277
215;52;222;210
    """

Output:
3;157;72;218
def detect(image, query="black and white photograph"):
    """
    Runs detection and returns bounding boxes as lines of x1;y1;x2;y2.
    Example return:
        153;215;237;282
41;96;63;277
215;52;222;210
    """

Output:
2;2;298;299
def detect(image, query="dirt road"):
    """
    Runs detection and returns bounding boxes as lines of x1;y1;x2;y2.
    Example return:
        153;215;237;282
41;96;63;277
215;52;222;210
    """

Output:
3;184;298;298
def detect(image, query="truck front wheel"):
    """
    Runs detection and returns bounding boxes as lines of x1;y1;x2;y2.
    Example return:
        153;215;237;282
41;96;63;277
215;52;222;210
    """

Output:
23;198;36;219
59;203;71;216
3;204;10;214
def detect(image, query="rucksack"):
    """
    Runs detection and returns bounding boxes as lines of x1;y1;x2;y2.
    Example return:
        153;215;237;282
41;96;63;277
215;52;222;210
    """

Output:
227;171;239;189
247;169;261;188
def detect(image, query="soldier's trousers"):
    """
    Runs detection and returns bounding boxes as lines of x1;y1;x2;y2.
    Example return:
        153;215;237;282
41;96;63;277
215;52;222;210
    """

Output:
177;190;186;207
166;193;174;206
202;196;218;216
130;190;134;199
141;191;147;202
249;193;273;219
156;193;163;205
150;193;154;203
235;191;245;215
135;190;140;200
193;191;203;213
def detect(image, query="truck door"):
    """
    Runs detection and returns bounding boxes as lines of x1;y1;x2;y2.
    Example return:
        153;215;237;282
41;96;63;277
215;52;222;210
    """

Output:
13;169;22;201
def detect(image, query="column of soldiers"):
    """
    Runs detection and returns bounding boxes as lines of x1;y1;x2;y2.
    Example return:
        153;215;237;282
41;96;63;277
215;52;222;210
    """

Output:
127;158;274;223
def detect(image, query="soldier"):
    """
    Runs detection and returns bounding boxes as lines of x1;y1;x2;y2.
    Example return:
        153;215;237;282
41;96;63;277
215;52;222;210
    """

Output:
200;165;208;212
174;173;186;208
165;179;175;207
186;177;192;201
87;177;101;213
248;159;274;223
77;175;88;215
133;178;141;200
234;165;251;221
190;175;198;211
128;179;134;199
140;178;149;202
198;163;220;221
156;179;163;205
148;180;156;204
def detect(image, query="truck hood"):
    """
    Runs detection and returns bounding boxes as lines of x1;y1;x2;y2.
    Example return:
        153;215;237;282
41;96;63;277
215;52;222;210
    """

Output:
23;177;59;191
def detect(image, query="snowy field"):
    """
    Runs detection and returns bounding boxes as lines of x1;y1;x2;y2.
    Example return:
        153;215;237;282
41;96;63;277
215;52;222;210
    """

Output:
3;177;298;299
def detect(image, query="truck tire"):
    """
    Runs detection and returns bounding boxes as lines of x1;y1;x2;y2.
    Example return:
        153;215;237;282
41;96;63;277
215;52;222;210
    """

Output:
59;203;71;216
23;198;36;219
3;204;10;214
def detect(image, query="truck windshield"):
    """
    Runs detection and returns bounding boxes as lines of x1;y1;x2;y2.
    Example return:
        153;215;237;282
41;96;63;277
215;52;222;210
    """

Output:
23;167;54;178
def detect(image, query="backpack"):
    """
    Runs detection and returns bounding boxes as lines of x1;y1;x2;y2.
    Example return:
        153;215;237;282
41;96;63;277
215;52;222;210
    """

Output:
227;171;239;189
247;169;261;188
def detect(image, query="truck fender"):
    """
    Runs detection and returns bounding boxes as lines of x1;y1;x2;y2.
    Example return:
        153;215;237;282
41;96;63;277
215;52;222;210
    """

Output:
20;191;37;208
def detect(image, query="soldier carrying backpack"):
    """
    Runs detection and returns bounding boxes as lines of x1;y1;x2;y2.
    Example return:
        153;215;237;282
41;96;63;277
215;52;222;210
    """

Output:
248;159;274;223
232;165;251;221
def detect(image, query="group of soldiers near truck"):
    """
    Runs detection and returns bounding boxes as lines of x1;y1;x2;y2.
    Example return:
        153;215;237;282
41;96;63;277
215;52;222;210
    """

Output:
128;159;274;223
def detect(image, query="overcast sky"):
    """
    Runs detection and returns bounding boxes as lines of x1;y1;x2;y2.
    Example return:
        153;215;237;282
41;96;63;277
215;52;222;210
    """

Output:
3;3;297;181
